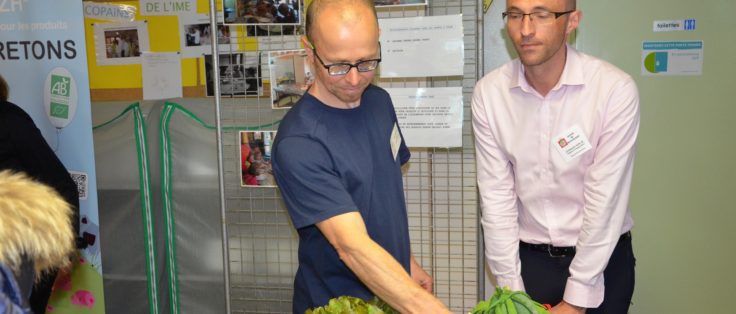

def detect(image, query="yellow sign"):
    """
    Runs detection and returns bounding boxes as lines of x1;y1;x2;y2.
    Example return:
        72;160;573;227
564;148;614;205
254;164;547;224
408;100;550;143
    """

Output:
483;0;494;14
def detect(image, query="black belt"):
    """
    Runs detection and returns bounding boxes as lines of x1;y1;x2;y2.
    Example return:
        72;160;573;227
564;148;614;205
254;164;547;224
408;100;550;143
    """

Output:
519;231;631;258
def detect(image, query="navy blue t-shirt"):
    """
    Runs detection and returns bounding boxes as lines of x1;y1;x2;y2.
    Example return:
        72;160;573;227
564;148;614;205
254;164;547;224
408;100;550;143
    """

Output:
272;85;411;314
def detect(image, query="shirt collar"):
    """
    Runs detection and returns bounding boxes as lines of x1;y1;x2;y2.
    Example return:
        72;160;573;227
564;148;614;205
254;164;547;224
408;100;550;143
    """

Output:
511;44;585;94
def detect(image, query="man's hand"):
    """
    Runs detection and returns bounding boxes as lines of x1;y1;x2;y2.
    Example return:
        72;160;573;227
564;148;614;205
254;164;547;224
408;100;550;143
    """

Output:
410;256;433;293
550;300;586;314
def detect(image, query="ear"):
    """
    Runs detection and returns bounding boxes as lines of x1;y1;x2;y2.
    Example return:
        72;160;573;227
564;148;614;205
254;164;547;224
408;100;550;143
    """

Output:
302;35;315;58
566;10;582;35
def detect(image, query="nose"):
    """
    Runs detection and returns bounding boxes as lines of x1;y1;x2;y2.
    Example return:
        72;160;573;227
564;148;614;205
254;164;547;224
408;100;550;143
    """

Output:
344;67;361;86
520;15;535;38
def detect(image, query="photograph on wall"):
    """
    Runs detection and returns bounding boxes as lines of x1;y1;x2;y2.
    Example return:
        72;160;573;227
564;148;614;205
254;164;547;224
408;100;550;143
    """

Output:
180;14;239;58
239;131;276;187
223;0;301;26
244;23;300;36
374;0;428;7
93;21;150;65
268;49;312;109
204;52;262;97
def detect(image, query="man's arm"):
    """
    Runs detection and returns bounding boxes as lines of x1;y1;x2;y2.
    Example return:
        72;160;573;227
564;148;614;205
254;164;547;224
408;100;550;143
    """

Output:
471;81;524;291
317;212;450;314
410;255;433;293
563;78;640;309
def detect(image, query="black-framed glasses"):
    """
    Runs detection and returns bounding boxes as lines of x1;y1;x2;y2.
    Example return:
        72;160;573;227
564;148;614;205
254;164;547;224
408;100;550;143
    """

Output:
311;42;382;76
502;10;575;26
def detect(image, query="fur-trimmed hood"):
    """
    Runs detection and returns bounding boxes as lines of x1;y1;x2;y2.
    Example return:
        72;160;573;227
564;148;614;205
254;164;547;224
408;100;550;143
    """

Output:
0;170;74;276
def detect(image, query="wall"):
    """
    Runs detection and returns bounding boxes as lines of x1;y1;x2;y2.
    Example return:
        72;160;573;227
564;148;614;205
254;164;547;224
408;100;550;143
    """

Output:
576;1;736;312
483;0;736;312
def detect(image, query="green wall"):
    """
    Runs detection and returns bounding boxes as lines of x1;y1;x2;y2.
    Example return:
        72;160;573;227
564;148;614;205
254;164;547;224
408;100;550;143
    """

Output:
576;1;736;313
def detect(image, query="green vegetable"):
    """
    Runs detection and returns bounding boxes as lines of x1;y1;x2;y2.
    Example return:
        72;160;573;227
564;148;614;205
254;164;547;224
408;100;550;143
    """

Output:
306;296;399;314
470;287;550;314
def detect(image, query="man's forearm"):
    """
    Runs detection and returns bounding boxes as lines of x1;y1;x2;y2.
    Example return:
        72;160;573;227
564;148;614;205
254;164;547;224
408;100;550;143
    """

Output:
338;237;449;313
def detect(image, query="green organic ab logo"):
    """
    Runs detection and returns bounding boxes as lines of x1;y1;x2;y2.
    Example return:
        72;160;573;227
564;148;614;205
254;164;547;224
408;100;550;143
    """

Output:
49;75;71;119
644;52;668;74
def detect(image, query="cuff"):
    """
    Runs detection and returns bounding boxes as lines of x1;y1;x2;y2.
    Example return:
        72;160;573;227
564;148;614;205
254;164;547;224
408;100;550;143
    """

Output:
563;276;605;308
496;276;525;292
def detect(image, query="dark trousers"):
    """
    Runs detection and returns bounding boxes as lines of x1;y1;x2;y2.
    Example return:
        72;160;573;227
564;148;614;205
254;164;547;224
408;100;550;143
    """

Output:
519;233;636;313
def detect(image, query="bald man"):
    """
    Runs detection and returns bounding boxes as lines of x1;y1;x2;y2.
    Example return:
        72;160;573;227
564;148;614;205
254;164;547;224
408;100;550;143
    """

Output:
271;0;450;313
472;0;638;313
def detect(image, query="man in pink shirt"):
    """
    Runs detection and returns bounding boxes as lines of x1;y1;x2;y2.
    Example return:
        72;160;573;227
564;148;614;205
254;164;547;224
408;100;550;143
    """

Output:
472;0;639;313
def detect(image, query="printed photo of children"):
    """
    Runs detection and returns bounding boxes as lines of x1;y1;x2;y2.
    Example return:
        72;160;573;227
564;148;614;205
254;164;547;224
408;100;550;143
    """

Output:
240;131;276;187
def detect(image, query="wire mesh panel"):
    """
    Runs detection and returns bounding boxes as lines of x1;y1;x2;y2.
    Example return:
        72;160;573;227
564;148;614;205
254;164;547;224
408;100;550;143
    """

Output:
380;0;481;311
220;0;481;312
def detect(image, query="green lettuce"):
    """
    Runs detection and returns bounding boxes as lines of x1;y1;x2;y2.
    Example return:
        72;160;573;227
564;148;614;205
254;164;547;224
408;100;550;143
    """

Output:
306;296;398;314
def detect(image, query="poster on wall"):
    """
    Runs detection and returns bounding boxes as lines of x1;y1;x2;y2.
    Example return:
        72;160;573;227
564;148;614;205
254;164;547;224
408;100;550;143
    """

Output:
268;50;313;109
142;52;183;100
240;131;277;187
179;14;239;58
378;14;465;78
374;0;428;7
0;1;104;312
93;21;150;65
386;87;464;148
204;52;262;97
222;0;301;26
641;41;704;76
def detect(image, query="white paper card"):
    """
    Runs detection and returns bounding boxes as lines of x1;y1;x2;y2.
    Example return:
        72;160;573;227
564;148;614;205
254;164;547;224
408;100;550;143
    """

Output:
386;87;463;148
553;125;592;162
379;15;464;78
641;41;703;76
142;52;182;100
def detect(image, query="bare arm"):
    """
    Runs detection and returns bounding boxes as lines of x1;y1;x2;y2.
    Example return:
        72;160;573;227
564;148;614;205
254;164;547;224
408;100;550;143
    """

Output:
410;255;433;293
317;212;450;314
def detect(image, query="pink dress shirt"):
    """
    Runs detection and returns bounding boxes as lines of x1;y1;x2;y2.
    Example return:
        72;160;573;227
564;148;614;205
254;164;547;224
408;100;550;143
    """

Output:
472;45;639;308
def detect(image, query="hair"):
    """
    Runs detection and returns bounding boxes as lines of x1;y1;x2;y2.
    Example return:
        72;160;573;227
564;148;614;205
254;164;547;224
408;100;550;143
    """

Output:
0;74;8;102
0;170;75;275
567;0;576;10
305;0;377;44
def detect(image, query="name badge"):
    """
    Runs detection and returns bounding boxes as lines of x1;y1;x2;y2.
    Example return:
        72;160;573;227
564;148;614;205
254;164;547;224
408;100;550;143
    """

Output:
553;125;592;162
390;123;401;161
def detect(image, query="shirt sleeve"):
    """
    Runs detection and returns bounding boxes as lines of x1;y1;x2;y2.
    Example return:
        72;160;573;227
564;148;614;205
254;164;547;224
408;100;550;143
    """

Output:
564;78;640;307
272;136;358;229
471;83;525;291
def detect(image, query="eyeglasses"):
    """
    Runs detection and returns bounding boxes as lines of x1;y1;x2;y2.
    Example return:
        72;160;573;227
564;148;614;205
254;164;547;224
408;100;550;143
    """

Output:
310;43;382;76
502;10;575;26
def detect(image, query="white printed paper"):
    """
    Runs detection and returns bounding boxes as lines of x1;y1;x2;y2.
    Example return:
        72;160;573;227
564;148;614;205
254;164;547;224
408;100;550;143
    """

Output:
386;87;463;148
379;15;464;78
142;52;182;100
641;41;703;76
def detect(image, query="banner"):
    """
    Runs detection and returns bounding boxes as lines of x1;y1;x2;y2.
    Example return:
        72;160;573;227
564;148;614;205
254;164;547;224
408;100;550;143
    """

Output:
0;1;104;312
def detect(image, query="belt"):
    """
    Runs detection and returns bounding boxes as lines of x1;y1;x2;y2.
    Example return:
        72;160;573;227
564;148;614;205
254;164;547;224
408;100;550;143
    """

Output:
519;231;631;258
